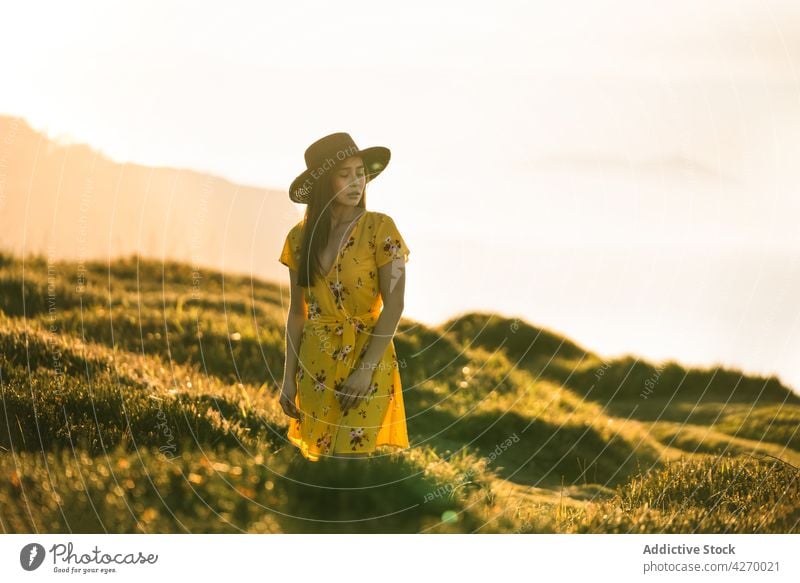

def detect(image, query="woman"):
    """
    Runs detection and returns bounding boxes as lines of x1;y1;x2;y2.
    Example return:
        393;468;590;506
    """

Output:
278;132;410;461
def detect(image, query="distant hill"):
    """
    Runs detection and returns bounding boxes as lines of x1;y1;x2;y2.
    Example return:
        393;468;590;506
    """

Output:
1;250;798;533
0;114;299;283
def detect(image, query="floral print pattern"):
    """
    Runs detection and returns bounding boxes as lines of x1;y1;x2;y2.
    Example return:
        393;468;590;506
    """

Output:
315;432;332;454
349;427;367;449
278;211;411;462
307;298;321;320
312;371;327;393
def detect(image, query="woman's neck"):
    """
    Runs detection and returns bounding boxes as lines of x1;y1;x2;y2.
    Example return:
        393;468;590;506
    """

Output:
329;204;363;225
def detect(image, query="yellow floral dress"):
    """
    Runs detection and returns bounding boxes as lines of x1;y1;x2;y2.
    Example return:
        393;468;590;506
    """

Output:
279;210;411;461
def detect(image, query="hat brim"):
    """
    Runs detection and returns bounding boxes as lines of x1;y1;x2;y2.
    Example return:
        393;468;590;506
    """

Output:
289;146;390;204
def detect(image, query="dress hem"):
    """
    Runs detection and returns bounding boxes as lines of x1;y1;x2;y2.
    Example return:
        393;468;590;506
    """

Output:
287;434;410;462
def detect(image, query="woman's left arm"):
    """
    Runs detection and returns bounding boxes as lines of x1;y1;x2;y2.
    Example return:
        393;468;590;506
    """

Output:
358;256;406;370
338;257;407;413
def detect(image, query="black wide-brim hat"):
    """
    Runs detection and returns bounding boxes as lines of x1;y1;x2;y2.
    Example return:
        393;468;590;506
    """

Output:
289;132;391;204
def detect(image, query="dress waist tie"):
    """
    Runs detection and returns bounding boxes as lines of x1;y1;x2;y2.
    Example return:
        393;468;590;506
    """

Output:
308;309;382;383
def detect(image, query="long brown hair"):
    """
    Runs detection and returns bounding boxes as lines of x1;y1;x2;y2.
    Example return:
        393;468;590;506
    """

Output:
296;168;367;288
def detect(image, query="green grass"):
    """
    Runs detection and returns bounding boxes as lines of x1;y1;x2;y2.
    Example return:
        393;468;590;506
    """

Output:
1;250;798;533
572;455;800;533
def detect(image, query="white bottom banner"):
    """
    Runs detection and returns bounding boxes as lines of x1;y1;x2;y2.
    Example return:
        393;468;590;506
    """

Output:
1;534;796;582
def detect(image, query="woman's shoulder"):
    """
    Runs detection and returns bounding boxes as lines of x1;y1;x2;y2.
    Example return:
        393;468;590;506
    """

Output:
286;218;306;239
369;211;404;234
362;210;391;234
366;210;395;225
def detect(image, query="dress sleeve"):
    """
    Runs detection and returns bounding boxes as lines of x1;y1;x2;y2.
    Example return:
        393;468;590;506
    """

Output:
279;228;299;271
374;214;410;268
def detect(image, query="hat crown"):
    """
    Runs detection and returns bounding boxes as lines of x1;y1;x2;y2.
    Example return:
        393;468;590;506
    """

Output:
304;132;361;170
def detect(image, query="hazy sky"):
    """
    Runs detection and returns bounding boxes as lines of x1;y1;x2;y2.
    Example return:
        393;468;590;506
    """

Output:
3;0;800;390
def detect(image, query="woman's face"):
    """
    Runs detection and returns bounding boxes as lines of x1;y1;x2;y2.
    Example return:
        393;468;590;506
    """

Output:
330;156;366;207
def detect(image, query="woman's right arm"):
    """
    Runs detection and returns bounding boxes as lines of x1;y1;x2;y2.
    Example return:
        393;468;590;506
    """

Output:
279;267;306;419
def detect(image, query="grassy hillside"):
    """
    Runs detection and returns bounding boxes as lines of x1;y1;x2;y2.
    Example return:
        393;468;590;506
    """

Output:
1;250;798;533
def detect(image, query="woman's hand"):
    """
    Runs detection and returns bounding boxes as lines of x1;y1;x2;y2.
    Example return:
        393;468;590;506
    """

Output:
279;378;301;420
336;366;374;415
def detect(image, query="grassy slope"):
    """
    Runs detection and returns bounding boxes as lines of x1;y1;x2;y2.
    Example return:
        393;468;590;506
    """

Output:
1;251;798;533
